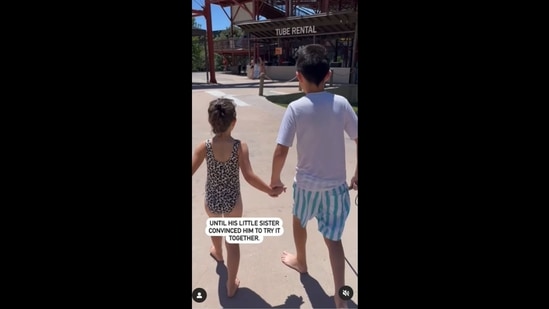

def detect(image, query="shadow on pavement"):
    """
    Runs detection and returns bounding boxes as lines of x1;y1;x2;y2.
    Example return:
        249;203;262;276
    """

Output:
216;262;305;308
299;273;358;309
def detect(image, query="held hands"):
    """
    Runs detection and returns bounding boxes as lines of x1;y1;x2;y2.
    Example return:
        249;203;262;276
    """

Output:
270;185;286;197
269;180;287;197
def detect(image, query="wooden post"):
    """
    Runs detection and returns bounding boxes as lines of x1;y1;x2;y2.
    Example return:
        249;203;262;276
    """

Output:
350;7;359;84
259;72;265;96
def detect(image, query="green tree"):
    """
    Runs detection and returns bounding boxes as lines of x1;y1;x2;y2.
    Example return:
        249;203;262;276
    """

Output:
192;17;206;71
213;26;245;71
215;25;244;40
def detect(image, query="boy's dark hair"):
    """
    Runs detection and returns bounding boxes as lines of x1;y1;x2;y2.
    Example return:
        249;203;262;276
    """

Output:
295;44;330;86
208;98;236;134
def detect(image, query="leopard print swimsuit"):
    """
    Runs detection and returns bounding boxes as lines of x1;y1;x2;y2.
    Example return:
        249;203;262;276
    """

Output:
205;139;241;214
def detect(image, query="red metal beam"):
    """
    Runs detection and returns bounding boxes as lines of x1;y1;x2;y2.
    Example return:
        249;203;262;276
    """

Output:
205;0;217;83
192;9;204;17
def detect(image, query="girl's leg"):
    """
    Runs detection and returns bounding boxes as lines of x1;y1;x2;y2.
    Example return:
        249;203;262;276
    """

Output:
225;242;240;297
224;197;243;297
205;203;224;262
210;236;224;262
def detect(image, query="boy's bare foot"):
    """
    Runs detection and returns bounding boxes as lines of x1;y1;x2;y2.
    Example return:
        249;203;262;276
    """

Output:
209;246;223;262
227;278;240;297
281;251;307;273
334;299;349;309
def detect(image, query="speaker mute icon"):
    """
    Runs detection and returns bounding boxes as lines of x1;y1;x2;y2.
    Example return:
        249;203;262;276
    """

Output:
338;285;354;300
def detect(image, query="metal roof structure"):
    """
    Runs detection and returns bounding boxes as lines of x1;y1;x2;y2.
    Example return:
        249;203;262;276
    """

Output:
192;0;358;83
236;10;356;38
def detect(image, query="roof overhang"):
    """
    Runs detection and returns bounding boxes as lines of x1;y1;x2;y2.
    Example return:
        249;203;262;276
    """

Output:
210;0;252;7
192;28;207;37
235;10;356;38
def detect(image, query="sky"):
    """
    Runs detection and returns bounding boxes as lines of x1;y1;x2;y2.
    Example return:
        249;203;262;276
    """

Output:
192;1;232;31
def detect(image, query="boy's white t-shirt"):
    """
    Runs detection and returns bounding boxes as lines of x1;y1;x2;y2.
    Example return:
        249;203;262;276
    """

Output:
276;91;358;191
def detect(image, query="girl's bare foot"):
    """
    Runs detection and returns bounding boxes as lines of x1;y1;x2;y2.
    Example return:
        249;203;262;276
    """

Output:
209;246;223;262
227;278;240;297
281;251;307;273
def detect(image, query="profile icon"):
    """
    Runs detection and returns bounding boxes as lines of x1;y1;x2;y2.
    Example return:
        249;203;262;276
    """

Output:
192;288;207;303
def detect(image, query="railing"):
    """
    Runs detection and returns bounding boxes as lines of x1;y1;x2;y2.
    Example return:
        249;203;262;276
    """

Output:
213;38;251;51
258;0;321;17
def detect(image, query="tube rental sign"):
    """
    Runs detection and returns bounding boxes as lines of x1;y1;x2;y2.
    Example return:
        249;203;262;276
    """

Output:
275;25;317;36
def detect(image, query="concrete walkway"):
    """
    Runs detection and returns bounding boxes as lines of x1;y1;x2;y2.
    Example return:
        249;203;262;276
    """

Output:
192;72;358;308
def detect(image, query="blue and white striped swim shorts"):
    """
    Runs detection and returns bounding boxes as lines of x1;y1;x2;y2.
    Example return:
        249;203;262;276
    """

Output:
292;182;351;241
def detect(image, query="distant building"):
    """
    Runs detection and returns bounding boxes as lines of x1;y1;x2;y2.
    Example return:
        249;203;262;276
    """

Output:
209;0;358;83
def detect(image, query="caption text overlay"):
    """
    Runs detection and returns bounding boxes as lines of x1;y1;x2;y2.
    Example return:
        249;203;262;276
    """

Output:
205;218;284;244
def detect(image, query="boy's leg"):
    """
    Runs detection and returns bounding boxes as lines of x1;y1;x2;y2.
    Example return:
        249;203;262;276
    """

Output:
317;183;351;308
281;215;308;273
282;183;318;273
324;238;347;308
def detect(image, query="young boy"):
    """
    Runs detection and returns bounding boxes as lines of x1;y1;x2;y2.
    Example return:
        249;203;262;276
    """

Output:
270;44;358;308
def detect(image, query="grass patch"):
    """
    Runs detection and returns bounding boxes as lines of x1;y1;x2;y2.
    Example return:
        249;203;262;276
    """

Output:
265;92;358;115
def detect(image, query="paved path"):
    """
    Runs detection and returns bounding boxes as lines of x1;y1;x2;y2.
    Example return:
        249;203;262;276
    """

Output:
192;72;358;308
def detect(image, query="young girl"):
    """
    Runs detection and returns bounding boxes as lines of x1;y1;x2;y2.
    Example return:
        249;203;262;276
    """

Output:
191;98;285;297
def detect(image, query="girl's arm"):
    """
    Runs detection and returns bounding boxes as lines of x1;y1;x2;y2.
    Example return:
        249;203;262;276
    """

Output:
238;141;275;195
192;142;206;176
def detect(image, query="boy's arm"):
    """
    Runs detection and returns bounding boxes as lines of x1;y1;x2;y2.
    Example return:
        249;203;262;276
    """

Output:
350;137;358;190
343;102;358;190
192;142;206;176
239;142;276;195
271;143;289;189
